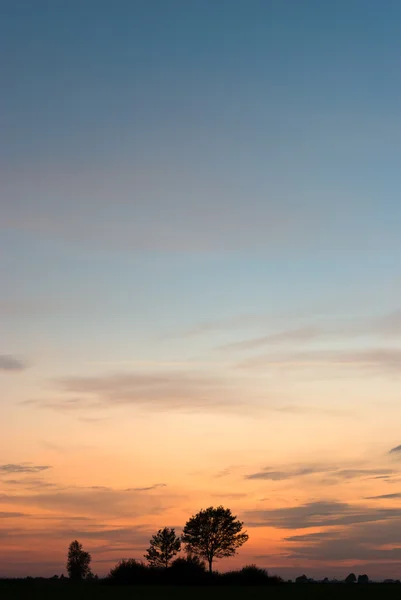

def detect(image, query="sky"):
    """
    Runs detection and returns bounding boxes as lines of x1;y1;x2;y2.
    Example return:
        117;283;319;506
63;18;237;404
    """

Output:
0;0;400;581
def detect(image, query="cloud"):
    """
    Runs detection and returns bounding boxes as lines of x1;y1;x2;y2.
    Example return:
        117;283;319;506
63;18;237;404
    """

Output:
245;501;401;529
244;464;393;482
221;309;401;352
0;512;27;518
0;464;52;474
270;404;348;416
283;517;401;562
238;348;401;374
245;465;332;481
215;468;233;478
32;371;352;418
0;524;153;548
284;531;335;543
3;479;60;490
22;398;105;413
365;493;401;500
334;468;394;480
125;484;167;492
0;484;176;518
40;371;248;414
0;355;28;371
389;445;401;455
221;326;320;351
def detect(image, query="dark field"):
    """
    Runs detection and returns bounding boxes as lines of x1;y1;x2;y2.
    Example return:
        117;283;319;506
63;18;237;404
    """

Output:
1;582;400;600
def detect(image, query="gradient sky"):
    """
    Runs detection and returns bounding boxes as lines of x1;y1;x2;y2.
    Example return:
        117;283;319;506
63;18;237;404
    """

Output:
1;0;401;581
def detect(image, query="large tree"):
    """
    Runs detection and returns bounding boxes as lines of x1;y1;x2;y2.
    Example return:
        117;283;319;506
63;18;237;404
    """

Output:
144;527;181;568
66;540;92;580
182;506;249;573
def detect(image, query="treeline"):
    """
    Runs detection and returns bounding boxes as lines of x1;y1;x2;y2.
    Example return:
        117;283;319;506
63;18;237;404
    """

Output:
105;557;282;586
64;505;281;585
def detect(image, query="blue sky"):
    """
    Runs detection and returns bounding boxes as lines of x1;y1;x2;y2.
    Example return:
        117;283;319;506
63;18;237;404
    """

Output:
2;0;400;340
1;0;401;579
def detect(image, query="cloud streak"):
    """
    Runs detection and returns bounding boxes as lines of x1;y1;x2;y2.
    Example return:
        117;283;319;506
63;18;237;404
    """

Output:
284;516;401;562
0;355;28;371
221;310;401;352
245;501;401;529
31;371;250;415
245;464;393;482
0;464;52;474
0;484;176;519
365;493;401;500
125;484;167;492
238;348;401;374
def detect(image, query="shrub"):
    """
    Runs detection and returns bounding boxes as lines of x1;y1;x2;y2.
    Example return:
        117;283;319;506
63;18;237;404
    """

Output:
168;555;208;584
107;559;149;584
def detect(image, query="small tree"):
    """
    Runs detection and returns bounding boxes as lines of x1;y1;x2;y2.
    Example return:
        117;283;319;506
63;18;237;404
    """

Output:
66;540;92;580
182;505;249;573
144;527;181;568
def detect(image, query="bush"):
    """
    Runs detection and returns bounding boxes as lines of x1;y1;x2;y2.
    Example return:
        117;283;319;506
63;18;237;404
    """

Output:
168;555;208;584
106;556;283;586
221;564;269;585
107;559;150;584
220;565;283;586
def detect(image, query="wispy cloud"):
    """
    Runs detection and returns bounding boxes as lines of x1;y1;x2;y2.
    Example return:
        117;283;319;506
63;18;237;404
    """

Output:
283;516;401;562
3;479;59;490
213;465;244;479
245;465;332;481
245;464;393;482
245;501;401;529
221;310;401;352
23;398;105;413
0;523;153;547
221;326;320;351
271;404;349;416
0;355;28;371
125;484;167;492
0;464;52;474
0;484;178;518
238;348;401;374
365;493;401;500
389;445;401;455
31;371;249;415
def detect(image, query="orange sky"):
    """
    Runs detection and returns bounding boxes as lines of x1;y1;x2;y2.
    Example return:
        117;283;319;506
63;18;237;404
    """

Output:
2;357;401;580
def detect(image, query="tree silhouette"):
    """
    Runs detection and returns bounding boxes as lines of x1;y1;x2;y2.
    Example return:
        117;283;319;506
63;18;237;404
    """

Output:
144;527;181;568
66;540;92;580
182;506;249;573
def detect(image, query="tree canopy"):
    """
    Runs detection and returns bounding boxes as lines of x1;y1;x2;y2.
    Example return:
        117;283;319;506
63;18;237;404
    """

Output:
144;527;181;568
182;505;249;572
66;540;92;580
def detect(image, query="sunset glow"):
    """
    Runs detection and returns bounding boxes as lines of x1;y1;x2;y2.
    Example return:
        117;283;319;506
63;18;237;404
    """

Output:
1;0;400;581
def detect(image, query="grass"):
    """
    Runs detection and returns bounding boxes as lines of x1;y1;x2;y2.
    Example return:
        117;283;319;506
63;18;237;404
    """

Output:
1;581;401;600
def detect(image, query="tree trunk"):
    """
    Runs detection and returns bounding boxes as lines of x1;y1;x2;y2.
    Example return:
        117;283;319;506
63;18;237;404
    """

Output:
208;558;213;573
